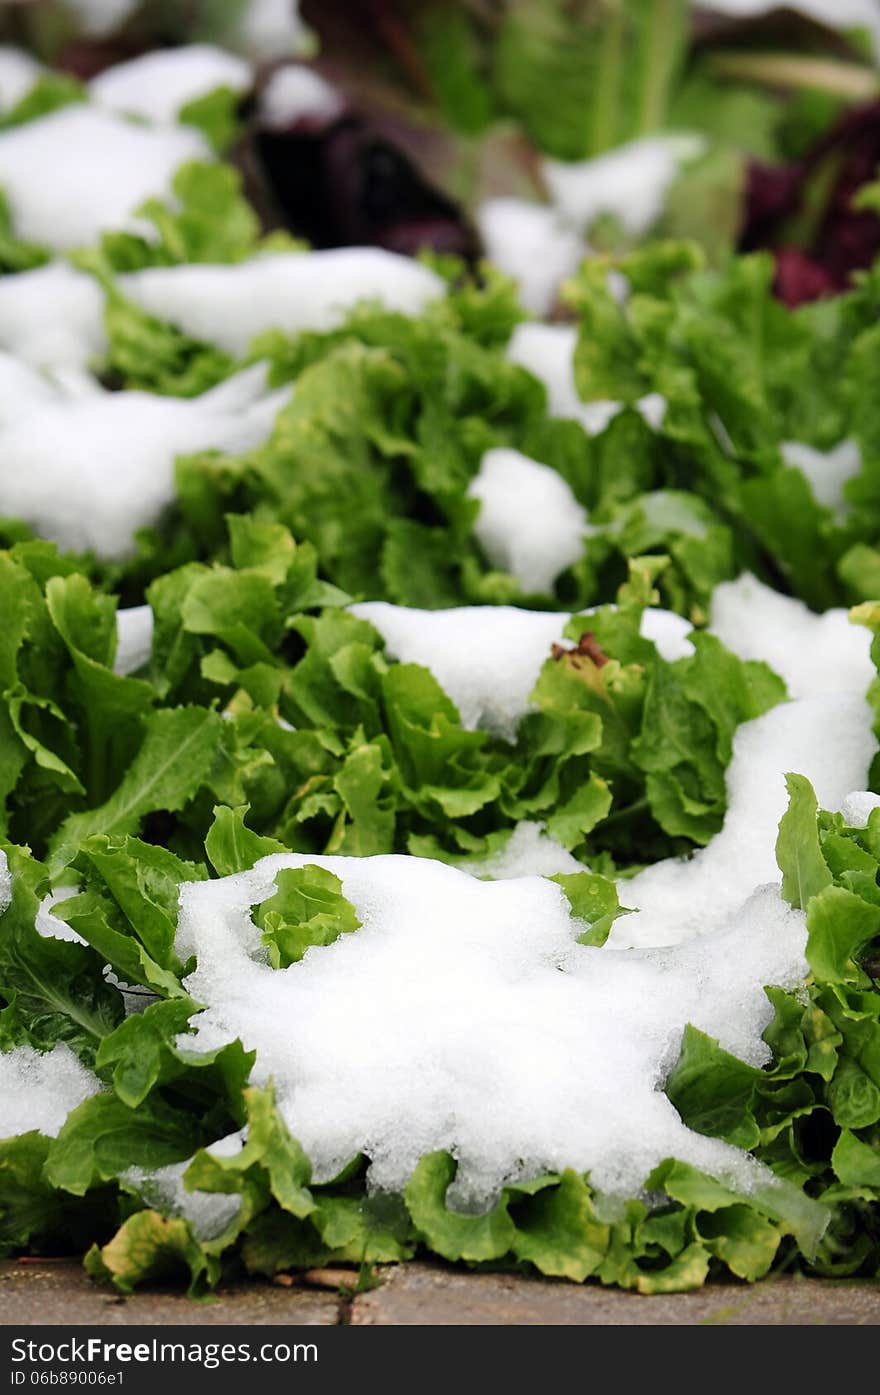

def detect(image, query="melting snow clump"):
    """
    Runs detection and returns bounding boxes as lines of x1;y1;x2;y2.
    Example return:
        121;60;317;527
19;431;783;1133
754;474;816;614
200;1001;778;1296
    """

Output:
0;106;210;250
781;439;862;513
125;1132;245;1240
614;563;877;952
175;852;809;1206
0;362;290;558
230;0;313;59
640;608;695;661
0;47;41;112
543;134;705;237
0;850;10;916
259;65;344;127
459;822;584;880
120;249;445;356
467;447;591;594
0;352;67;428
0;264;107;373
90;45;253;124
0;1044;102;1139
350;601;694;739
115;606;155;677
709;573;873;700
476;199;585;316
506;322;666;436
841;791;880;828
349;603;571;738
614;694;876;949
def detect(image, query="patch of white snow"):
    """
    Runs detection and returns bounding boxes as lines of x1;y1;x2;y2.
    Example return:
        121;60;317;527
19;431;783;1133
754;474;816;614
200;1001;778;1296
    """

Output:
709;573;873;700
781;439;862;514
0;47;41;113
0;1044;101;1139
506;322;666;436
467;447;591;594
543;135;705;238
174;852;813;1211
120;249;445;356
258;64;344;127
0;362;290;558
90;45;252;124
476;198;585;316
0;106;210;250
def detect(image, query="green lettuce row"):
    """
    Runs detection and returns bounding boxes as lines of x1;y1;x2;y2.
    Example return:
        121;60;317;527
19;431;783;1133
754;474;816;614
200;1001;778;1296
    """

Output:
5;78;880;621
145;269;750;615
0;67;242;151
0;157;296;386
665;776;880;1277
71;242;880;619
72;162;303;398
0;813;626;1065
61;245;524;419
0;525;785;880
413;0;688;159
12;227;880;622
5;772;880;1294
90;162;296;276
96;292;742;613
0;823;814;1295
80;1139;826;1298
6;1085;818;1298
0;77;250;277
0;40;878;1297
0;530;340;866
570;243;880;614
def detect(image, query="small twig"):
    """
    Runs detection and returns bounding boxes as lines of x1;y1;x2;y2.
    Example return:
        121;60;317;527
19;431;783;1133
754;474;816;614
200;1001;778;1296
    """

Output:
301;1266;362;1292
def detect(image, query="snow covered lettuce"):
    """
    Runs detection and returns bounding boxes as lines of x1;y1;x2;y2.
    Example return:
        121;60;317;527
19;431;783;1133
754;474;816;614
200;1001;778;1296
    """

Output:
5;775;879;1294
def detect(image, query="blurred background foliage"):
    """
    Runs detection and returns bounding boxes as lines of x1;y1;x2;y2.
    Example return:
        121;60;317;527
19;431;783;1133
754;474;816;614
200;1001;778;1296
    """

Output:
3;1;880;300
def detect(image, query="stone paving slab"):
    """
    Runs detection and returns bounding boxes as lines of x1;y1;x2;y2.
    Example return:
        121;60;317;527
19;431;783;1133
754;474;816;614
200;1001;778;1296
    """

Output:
0;1261;340;1326
2;1258;879;1326
351;1262;880;1325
